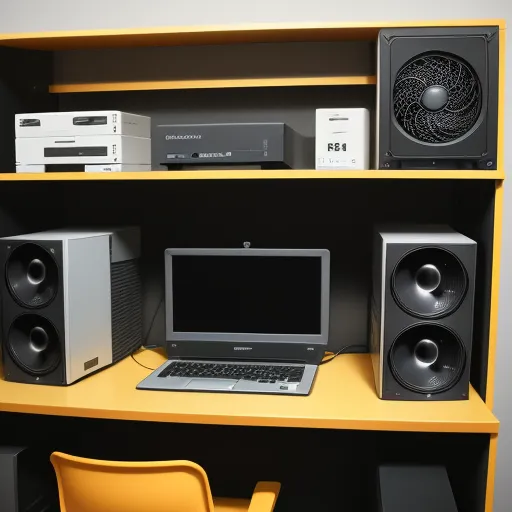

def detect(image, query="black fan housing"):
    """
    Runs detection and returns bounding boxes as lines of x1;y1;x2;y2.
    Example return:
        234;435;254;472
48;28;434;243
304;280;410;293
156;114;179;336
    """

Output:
378;27;499;170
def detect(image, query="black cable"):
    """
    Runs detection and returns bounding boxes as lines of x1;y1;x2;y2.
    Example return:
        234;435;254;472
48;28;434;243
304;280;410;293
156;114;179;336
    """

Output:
130;353;157;371
143;296;164;346
131;296;164;371
319;344;367;365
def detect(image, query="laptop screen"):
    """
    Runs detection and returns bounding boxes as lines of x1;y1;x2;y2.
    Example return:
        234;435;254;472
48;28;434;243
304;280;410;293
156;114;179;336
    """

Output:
165;249;330;344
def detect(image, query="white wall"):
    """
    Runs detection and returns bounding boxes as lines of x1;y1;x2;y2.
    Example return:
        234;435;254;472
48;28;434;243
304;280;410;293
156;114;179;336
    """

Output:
0;1;510;509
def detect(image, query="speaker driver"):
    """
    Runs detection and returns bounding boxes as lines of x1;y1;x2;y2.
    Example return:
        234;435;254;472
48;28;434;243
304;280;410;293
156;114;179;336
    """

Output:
389;323;465;393
6;243;58;308
7;314;61;375
391;247;468;318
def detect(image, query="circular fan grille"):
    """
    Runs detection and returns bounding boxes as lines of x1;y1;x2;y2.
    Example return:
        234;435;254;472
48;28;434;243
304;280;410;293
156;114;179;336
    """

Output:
389;323;465;394
391;247;468;319
393;53;482;144
7;314;61;376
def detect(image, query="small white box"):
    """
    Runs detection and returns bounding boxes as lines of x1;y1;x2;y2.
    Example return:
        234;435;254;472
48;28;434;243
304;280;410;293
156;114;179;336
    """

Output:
16;135;151;171
315;108;370;170
16;111;151;139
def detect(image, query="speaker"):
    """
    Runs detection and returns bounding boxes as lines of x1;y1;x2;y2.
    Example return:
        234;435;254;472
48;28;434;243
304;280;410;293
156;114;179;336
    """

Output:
370;226;476;400
377;27;499;170
0;227;142;385
378;465;458;512
0;446;58;512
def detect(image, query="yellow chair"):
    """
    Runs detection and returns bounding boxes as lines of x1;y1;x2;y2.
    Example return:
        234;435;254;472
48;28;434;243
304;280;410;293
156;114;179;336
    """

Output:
50;451;281;512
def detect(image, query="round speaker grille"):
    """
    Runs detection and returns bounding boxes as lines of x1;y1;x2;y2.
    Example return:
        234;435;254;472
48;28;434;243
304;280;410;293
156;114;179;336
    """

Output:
393;53;481;144
6;243;58;308
389;323;465;394
7;314;61;375
391;247;468;319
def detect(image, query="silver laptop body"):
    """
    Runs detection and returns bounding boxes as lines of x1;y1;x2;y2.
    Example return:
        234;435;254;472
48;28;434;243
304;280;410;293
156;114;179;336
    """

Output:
137;248;330;396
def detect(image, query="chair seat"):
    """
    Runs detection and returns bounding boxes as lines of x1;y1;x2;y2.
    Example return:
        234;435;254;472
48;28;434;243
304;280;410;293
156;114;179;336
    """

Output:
213;497;251;512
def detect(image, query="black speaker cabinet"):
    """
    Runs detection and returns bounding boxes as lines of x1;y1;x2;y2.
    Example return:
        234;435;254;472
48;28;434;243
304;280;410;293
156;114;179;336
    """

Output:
378;465;458;512
370;226;476;400
377;27;499;170
0;446;58;512
0;228;142;386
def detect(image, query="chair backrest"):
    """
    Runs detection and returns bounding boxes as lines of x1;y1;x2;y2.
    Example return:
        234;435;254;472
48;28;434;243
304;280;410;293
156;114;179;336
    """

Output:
50;452;215;512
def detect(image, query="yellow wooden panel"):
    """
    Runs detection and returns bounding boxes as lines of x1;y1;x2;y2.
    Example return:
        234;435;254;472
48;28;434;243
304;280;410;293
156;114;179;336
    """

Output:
0;20;505;51
485;434;498;512
0;352;499;433
49;75;377;94
486;180;504;409
0;170;505;181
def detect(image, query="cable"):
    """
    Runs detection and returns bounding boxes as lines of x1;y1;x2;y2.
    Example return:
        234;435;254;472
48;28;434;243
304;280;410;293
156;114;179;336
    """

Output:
131;352;157;371
143;296;164;346
319;344;367;365
131;295;164;371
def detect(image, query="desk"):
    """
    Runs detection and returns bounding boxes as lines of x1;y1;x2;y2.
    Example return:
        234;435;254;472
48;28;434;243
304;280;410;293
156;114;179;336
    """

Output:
0;351;498;434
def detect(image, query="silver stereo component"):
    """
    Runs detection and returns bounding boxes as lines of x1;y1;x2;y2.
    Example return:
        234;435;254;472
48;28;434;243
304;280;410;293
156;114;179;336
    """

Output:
15;111;152;173
16;111;150;138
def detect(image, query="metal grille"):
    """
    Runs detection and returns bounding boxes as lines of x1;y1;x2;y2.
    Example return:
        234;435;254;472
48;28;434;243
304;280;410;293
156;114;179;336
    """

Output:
393;53;481;143
111;259;142;363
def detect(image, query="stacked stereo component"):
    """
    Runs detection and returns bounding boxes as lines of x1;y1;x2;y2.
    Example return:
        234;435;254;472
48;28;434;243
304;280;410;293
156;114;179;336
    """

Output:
370;226;476;400
0;227;142;385
15;111;151;173
377;27;499;170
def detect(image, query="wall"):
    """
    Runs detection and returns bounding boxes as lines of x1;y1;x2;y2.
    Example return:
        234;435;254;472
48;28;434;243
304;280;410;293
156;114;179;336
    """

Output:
0;1;510;509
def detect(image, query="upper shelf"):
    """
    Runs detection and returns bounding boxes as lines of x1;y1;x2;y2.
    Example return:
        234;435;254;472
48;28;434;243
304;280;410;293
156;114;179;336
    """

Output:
0;352;498;433
3;170;505;181
0;19;505;51
50;75;377;94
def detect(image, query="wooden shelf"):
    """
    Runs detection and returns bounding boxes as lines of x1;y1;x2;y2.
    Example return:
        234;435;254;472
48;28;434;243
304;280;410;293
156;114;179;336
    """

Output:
0;20;505;51
0;352;498;433
2;169;504;181
49;75;377;94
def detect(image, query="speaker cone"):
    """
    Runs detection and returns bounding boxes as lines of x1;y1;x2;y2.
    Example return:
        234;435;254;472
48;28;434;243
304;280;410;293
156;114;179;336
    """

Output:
391;247;468;318
7;314;61;375
389;323;465;394
6;243;58;308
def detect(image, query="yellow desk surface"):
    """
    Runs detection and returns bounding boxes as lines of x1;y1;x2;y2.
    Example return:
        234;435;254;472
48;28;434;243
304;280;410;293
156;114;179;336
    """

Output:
0;351;499;434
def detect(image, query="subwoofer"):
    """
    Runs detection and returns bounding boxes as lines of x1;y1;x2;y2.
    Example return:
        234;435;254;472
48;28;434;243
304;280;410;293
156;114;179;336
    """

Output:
377;27;499;170
0;446;58;512
378;465;458;512
370;226;476;400
0;227;142;385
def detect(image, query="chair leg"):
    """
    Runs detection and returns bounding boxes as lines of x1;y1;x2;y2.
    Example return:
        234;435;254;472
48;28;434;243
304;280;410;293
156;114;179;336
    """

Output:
248;482;281;512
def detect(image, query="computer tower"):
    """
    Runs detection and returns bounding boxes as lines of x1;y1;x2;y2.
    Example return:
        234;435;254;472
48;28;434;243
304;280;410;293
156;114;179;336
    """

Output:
370;226;476;400
377;465;458;512
0;227;142;385
377;27;499;170
0;446;58;512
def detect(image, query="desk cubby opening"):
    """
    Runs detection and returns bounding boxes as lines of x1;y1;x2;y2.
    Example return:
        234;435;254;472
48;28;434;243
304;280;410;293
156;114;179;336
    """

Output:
0;411;491;512
0;178;496;402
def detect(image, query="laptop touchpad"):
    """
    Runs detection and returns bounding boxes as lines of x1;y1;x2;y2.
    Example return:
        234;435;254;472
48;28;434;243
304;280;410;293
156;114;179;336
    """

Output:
186;379;237;391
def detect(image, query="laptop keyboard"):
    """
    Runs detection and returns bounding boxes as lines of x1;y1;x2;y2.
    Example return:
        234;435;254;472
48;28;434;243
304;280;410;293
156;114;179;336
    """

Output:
158;361;305;383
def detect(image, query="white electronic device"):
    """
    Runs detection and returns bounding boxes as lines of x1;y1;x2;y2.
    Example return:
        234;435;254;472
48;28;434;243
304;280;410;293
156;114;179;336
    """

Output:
15;111;151;139
16;135;151;173
315;108;370;170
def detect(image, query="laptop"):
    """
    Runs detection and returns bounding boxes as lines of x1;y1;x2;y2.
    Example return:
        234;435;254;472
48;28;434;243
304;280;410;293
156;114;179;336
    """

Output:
137;248;330;395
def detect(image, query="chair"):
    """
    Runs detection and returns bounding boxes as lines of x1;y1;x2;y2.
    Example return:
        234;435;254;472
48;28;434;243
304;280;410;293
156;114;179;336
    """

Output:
50;451;281;512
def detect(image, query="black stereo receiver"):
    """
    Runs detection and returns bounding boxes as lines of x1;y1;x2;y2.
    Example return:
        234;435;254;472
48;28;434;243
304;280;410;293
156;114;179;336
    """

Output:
155;122;311;169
